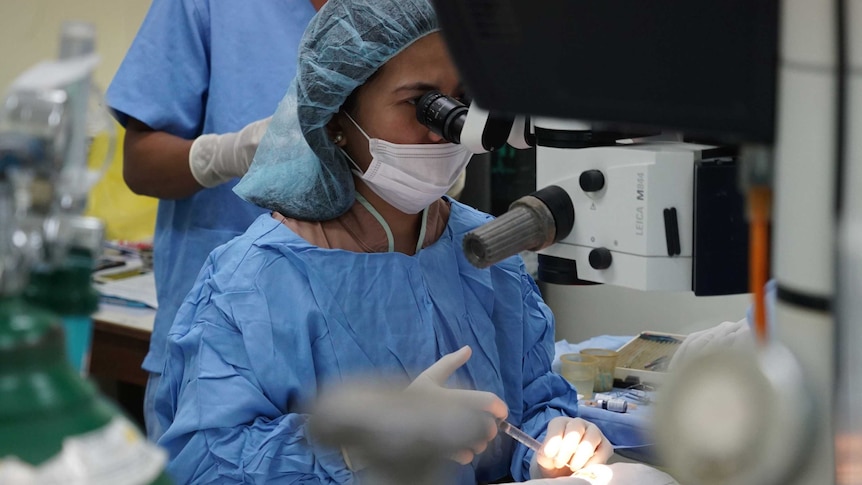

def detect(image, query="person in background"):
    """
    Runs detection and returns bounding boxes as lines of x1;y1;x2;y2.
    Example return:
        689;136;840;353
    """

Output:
105;0;324;441
154;0;615;483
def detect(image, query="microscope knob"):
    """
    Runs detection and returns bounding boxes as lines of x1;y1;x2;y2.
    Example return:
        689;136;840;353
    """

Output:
579;170;605;192
589;247;613;270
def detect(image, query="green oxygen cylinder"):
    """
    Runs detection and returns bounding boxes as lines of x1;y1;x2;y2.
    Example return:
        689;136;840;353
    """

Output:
0;296;172;484
23;217;103;375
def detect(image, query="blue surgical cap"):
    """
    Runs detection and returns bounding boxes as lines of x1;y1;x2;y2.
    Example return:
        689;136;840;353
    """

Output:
234;0;440;220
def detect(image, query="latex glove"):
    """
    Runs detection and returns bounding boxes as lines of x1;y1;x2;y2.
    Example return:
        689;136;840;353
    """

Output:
407;345;508;464
530;417;614;479
669;318;755;371
189;116;272;188
524;463;679;485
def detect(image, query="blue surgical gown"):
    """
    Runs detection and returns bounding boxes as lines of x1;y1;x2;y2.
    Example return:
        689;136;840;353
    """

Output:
156;202;580;484
105;0;316;375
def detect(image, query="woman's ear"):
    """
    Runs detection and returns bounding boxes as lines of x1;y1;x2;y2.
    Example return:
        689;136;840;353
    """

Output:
326;114;347;147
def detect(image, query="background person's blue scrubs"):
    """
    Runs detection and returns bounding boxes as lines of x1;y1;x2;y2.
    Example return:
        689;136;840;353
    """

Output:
106;0;316;440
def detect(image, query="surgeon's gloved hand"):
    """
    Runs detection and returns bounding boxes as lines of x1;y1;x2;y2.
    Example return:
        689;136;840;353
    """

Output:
530;417;614;479
189;116;272;188
524;463;679;485
668;319;755;371
407;346;508;464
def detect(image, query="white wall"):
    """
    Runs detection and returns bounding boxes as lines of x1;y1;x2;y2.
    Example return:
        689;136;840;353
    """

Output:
542;282;752;343
0;0;150;92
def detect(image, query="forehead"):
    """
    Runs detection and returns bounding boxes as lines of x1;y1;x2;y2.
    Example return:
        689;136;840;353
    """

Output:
372;33;459;91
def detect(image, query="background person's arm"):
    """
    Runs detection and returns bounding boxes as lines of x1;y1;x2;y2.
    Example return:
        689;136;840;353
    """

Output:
124;115;272;199
123;117;200;199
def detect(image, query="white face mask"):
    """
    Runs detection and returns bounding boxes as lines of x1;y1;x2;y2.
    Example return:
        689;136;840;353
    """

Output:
343;113;472;214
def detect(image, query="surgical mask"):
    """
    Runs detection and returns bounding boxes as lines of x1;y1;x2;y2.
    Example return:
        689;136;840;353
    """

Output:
343;112;472;214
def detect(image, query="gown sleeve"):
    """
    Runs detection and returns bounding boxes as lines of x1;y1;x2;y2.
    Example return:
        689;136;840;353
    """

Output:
154;257;355;484
105;0;209;137
510;270;581;481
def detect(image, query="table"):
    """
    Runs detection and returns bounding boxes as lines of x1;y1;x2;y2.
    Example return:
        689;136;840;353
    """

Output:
89;304;155;387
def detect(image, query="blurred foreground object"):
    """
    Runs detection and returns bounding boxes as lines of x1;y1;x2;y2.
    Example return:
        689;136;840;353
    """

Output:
0;21;171;484
655;345;813;485
310;383;491;485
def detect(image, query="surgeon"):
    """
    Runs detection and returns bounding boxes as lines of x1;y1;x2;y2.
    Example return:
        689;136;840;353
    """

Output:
154;0;612;483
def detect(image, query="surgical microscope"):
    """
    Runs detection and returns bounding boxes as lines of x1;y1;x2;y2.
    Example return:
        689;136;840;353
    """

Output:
413;0;860;484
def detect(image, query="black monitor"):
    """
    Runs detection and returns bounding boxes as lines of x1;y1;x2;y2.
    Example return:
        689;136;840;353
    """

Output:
432;0;779;143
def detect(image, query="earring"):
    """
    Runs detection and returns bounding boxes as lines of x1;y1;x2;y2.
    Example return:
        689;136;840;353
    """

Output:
332;133;344;144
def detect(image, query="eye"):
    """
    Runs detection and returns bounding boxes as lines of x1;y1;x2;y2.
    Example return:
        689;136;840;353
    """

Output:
407;97;419;106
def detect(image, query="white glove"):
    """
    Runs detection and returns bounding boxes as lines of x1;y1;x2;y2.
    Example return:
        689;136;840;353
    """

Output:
669;318;755;370
524;463;679;485
407;346;508;464
530;417;614;479
188;116;272;188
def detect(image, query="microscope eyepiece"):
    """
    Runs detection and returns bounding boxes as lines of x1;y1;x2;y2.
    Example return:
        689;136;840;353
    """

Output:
416;90;468;144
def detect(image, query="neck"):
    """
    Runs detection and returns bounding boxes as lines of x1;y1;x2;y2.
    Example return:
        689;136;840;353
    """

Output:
355;179;423;254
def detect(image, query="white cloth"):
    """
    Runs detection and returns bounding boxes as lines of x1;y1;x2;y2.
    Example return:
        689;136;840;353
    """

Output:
669;319;755;370
523;463;679;485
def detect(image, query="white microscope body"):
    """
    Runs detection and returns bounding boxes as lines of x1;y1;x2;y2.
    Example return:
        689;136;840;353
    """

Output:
534;126;704;292
444;108;747;295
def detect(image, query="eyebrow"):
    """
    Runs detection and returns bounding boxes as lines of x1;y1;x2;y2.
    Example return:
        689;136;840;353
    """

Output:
393;81;464;94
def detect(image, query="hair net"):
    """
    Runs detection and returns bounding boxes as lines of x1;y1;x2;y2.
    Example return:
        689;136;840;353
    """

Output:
234;0;440;220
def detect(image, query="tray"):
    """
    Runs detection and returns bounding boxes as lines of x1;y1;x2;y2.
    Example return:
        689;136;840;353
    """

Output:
614;331;686;386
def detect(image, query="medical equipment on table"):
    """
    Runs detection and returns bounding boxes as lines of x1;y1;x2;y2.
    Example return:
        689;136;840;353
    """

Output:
613;332;685;386
497;419;546;457
580;348;620;393
583;398;636;414
560;353;598;399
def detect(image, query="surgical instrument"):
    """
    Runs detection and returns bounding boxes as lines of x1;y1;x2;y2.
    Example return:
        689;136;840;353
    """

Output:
497;419;546;457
